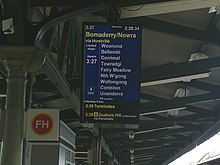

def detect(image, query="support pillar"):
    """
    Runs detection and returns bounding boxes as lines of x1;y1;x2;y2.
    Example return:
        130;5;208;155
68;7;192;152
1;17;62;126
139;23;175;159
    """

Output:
92;128;102;165
1;61;27;165
0;46;45;165
23;74;34;165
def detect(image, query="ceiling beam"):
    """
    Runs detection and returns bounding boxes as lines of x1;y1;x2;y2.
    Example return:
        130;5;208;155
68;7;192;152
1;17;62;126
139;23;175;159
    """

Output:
135;151;173;159
112;138;187;151
31;0;174;7
141;92;166;101
140;93;215;121
178;113;214;121
135;157;168;165
121;0;220;18
57;21;71;69
143;105;209;120
123;16;220;46
117;145;181;158
33;80;57;92
118;147;180;165
104;123;174;137
140;92;220;115
173;134;191;142
147;109;215;122
140;118;215;125
34;94;63;103
42;56;80;114
180;80;220;92
140;94;212;127
107;126;198;144
186;105;212;114
141;57;220;86
107;124;203;144
31;0;94;7
95;4;220;46
116;144;185;165
43;7;59;49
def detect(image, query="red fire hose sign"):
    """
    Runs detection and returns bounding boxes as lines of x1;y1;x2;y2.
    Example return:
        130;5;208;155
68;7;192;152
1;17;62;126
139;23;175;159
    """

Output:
32;113;53;135
26;109;59;141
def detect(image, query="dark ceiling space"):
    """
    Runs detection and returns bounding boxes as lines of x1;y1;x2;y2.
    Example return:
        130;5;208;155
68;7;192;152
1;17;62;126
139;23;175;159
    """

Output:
1;0;220;165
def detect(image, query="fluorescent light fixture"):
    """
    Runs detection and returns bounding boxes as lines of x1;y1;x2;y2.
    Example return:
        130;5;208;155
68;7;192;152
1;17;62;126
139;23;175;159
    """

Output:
168;87;190;117
141;72;210;87
135;157;153;161
140;107;186;116
75;157;88;160
121;0;220;18
76;152;88;154
209;6;220;14
135;154;155;159
2;18;14;34
84;161;105;163
134;126;174;135
0;94;6;97
135;146;161;151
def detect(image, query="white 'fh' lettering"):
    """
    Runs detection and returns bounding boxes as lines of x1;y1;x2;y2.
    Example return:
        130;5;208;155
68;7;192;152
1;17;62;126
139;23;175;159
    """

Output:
35;120;49;129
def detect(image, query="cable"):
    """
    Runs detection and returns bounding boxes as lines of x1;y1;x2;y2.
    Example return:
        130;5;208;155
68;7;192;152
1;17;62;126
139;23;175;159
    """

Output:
122;4;144;11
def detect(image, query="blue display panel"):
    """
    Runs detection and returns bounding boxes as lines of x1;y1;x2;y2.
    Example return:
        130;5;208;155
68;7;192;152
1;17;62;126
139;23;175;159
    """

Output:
81;23;141;124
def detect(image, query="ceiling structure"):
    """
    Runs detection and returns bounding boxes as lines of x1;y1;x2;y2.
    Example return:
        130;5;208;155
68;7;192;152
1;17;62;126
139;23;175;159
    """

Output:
1;0;220;165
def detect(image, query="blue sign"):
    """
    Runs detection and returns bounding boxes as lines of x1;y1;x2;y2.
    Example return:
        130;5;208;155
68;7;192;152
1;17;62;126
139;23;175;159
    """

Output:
81;23;141;124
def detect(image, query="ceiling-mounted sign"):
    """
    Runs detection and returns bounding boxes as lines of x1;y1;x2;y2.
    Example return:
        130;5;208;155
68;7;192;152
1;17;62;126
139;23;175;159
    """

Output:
26;109;59;141
81;22;141;124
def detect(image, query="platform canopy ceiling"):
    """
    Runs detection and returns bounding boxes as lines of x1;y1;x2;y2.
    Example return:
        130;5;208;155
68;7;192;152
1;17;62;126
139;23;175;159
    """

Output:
1;0;220;164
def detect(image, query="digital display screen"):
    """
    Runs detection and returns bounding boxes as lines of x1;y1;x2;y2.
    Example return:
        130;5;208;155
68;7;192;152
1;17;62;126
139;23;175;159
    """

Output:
81;22;141;124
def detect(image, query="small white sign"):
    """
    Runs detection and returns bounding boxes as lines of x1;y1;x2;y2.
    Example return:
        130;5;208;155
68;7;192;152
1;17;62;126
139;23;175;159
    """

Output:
26;109;59;141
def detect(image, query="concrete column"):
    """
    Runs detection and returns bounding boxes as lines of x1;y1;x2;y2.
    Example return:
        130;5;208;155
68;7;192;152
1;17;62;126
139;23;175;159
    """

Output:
23;74;34;165
1;61;27;165
0;46;45;165
92;128;102;165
